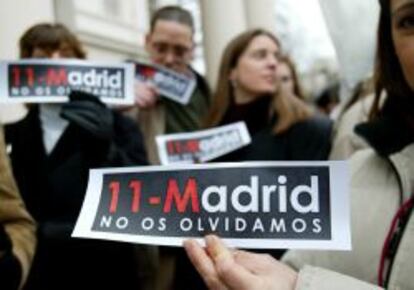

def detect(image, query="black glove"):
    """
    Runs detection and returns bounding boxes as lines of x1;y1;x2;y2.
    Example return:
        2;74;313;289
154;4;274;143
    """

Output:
61;91;114;140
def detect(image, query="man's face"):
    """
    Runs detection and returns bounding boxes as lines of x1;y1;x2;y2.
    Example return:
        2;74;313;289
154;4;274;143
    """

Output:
145;20;194;74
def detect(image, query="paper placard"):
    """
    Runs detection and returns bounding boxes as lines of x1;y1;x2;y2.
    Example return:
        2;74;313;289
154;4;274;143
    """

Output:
156;122;251;165
73;161;351;250
133;61;196;105
0;59;135;105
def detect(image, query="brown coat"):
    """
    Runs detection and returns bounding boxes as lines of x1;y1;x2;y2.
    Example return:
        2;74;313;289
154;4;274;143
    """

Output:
0;126;36;288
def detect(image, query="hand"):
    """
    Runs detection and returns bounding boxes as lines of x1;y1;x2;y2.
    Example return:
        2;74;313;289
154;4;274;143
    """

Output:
184;235;298;290
61;91;114;140
134;81;159;109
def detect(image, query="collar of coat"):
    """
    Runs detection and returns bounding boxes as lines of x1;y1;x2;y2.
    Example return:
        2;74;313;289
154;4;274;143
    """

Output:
355;98;414;199
355;98;414;157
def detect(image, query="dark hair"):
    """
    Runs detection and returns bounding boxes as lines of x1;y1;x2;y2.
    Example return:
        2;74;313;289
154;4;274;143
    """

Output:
316;83;340;113
19;23;86;59
206;29;312;134
150;6;194;34
371;0;412;119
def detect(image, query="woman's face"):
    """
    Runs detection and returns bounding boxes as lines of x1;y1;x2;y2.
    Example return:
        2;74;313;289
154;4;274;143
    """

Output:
391;0;414;91
277;62;294;96
230;35;279;103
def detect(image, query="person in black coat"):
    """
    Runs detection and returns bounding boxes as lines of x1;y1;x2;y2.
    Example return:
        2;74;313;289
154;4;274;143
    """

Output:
5;23;149;290
206;30;332;163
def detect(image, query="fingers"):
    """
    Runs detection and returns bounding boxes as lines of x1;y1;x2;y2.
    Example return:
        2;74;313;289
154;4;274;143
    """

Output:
233;251;276;274
134;81;158;109
206;235;260;290
235;250;298;290
184;239;227;290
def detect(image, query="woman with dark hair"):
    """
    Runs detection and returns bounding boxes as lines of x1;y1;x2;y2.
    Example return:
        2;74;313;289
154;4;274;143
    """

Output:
207;29;332;162
5;23;149;290
184;0;414;289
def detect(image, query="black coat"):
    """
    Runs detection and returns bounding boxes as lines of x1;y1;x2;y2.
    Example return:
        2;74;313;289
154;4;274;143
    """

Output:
216;115;333;162
5;106;148;290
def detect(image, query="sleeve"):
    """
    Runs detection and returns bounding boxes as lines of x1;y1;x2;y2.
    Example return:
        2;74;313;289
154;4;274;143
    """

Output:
0;126;37;288
295;266;382;290
104;112;149;167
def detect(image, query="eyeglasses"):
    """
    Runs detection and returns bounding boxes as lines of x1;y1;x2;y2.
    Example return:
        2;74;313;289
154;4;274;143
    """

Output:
151;42;192;60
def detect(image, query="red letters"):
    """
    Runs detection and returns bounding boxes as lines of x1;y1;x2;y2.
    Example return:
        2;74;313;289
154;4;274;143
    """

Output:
109;181;120;213
130;180;142;213
11;67;20;87
163;178;200;213
46;68;68;86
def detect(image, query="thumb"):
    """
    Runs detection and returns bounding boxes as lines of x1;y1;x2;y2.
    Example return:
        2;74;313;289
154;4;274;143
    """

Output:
206;235;259;290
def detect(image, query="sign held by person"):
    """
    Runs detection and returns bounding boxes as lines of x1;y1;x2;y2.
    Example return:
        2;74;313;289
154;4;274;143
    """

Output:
156;122;251;165
133;61;196;105
72;161;351;250
0;59;135;105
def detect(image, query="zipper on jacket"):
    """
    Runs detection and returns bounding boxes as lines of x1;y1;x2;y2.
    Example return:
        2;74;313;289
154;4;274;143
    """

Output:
379;196;414;287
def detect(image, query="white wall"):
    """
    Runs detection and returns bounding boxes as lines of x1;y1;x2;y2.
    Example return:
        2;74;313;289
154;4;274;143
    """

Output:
0;0;55;123
0;0;55;59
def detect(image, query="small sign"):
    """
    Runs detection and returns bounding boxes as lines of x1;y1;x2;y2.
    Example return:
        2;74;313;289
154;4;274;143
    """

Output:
0;59;135;105
72;161;351;250
133;61;196;105
156;122;251;165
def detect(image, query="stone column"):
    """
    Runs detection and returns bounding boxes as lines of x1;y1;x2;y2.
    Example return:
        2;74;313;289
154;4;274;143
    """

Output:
200;0;247;87
245;0;276;33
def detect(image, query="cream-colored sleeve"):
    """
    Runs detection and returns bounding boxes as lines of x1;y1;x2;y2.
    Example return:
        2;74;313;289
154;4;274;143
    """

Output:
295;266;382;290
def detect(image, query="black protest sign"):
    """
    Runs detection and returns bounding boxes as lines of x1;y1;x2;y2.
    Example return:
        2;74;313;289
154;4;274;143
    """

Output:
73;162;350;250
133;61;195;105
0;59;135;104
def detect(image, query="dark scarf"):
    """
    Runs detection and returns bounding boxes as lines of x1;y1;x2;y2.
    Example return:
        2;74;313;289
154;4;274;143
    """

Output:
221;95;272;135
355;96;414;156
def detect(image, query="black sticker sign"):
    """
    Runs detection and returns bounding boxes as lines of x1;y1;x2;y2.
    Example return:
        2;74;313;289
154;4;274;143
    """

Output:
73;162;351;250
133;61;195;105
0;59;135;104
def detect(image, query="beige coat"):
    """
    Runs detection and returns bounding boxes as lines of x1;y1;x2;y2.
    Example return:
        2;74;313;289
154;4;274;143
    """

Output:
283;144;414;290
329;94;374;160
0;127;36;288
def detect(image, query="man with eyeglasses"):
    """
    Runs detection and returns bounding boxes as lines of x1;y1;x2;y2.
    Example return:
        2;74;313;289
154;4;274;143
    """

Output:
130;6;211;165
